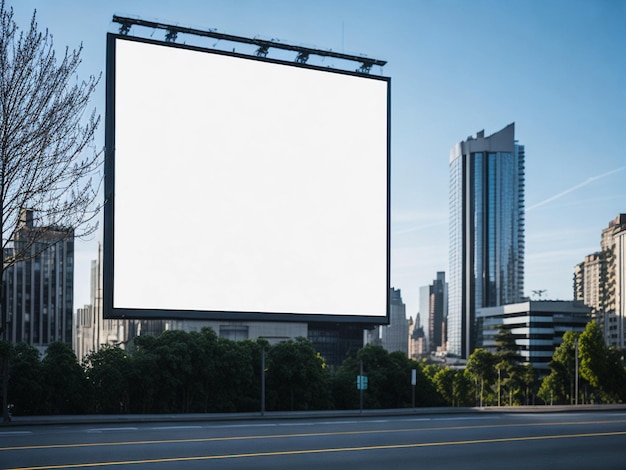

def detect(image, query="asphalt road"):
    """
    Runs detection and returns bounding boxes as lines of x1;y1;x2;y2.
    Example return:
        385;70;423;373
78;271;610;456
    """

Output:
2;410;626;469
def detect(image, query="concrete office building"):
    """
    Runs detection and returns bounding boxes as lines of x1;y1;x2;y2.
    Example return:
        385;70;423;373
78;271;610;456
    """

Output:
477;300;591;371
448;124;525;358
3;210;74;354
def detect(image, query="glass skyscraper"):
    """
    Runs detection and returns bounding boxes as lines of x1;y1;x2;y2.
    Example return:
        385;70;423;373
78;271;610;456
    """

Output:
448;123;525;358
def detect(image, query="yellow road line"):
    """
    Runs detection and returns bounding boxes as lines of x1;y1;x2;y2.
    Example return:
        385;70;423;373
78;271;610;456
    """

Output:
2;418;625;452
6;430;626;470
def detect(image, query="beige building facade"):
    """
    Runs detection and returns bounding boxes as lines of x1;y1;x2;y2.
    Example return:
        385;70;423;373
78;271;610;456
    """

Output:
574;214;626;348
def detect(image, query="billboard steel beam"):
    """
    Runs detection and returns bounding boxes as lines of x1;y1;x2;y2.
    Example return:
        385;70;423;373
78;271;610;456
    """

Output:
112;15;386;74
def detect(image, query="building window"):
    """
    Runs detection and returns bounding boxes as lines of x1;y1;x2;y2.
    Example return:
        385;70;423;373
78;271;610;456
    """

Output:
219;325;249;341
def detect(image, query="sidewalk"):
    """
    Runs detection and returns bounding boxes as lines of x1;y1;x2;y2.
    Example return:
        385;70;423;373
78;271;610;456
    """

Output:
5;404;626;427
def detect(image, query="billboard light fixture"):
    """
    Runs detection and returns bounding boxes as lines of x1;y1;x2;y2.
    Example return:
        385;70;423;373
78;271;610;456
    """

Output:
255;44;269;58
165;28;178;43
295;51;309;64
118;21;131;36
111;15;386;75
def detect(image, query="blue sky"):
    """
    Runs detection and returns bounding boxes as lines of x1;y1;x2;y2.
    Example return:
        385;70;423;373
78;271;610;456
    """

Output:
11;0;626;320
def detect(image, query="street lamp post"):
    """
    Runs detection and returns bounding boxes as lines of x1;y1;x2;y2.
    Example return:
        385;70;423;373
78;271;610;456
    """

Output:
574;338;579;405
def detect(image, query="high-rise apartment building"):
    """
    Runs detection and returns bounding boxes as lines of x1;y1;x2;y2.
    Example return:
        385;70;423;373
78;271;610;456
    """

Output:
574;252;606;318
615;222;626;348
575;214;626;348
448;123;525;358
3;210;74;354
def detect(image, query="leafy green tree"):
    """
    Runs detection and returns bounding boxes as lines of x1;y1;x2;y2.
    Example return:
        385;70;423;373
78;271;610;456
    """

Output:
232;338;264;411
40;342;88;414
83;345;131;413
133;330;205;413
539;331;578;405
192;328;223;412
433;366;473;406
538;372;562;405
190;327;232;413
540;324;626;405
432;367;455;405
494;359;509;406
379;350;413;408
127;335;161;413
465;348;496;406
355;345;389;408
579;321;626;403
495;328;522;364
520;363;538;405
127;328;264;413
266;337;332;411
407;357;444;408
0;340;13;416
8;342;42;415
492;327;533;406
579;322;605;392
212;337;261;412
330;354;360;410
332;346;444;410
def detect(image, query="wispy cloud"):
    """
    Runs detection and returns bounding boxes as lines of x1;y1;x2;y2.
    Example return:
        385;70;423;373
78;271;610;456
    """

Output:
527;166;626;212
391;209;447;235
393;220;447;235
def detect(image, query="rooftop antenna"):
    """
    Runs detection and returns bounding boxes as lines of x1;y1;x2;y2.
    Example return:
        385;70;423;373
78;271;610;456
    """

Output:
532;289;546;300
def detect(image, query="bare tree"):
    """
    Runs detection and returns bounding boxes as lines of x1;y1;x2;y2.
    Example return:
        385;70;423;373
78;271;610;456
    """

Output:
0;1;101;421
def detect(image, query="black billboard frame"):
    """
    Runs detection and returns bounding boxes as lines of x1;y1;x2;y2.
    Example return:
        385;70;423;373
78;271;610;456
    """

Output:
103;32;391;325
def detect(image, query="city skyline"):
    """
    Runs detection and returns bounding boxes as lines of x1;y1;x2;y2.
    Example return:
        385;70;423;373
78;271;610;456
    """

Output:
12;0;626;319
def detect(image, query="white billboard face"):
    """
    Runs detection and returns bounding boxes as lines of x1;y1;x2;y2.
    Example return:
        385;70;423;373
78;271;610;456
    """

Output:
105;35;389;322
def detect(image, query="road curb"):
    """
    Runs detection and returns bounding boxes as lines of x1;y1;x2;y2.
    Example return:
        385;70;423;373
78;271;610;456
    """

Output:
4;404;626;427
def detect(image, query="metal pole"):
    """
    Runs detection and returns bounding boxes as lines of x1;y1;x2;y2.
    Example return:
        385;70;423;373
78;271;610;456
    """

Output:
261;347;266;416
359;360;364;414
498;367;501;407
411;368;416;408
574;338;579;405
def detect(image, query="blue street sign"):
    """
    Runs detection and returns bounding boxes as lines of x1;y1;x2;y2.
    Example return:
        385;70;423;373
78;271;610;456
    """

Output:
356;375;368;390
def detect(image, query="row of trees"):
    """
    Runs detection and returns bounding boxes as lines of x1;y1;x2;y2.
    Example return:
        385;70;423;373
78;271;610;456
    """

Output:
0;328;445;414
1;321;624;416
0;328;444;416
454;321;626;407
538;321;626;404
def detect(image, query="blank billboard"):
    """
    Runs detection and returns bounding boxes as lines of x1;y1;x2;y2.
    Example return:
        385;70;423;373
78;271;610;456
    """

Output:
104;34;390;323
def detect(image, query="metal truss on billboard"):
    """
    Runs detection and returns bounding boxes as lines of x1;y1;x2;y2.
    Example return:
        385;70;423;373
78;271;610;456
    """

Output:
112;15;386;74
